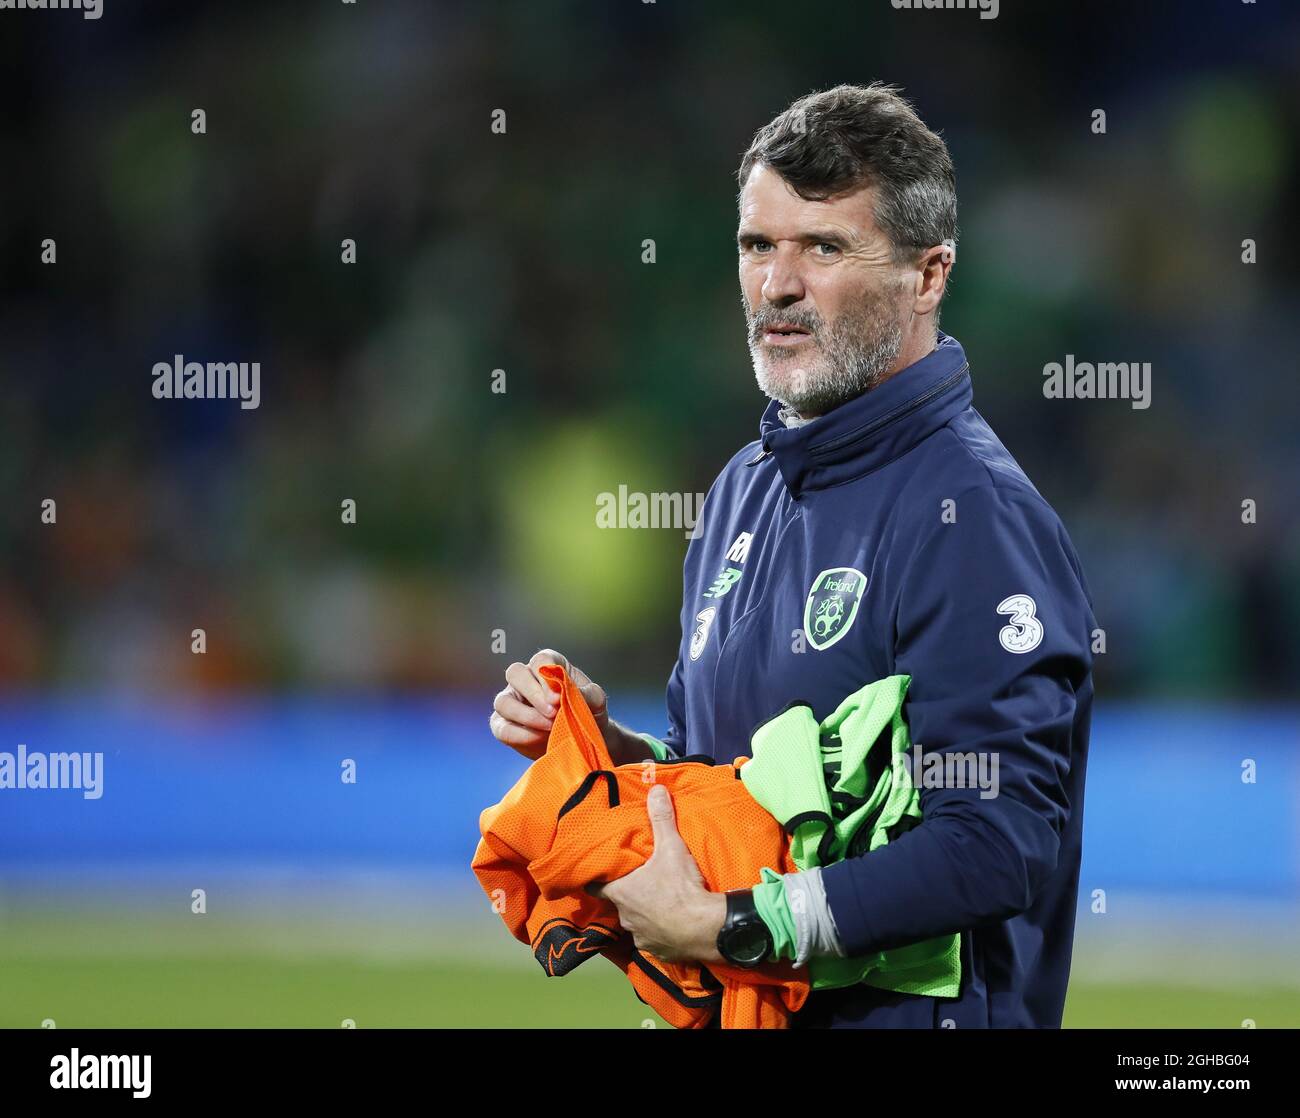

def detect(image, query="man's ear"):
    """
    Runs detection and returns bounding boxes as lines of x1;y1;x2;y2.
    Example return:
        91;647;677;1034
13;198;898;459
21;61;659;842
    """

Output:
912;243;954;317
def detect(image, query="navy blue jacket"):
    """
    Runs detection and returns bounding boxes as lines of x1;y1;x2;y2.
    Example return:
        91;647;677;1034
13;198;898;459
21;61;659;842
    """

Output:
659;333;1095;1028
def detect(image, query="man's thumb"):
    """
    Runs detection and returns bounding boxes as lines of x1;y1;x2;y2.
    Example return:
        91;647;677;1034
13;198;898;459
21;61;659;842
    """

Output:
646;784;681;850
569;665;607;722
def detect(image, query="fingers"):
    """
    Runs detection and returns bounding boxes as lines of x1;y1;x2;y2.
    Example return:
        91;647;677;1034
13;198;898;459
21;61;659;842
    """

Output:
487;710;547;754
492;685;553;734
504;658;560;715
562;660;608;721
492;649;608;756
490;652;563;755
512;648;604;719
527;647;569;672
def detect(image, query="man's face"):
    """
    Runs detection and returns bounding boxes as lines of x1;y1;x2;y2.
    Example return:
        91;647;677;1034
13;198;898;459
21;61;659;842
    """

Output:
738;163;913;418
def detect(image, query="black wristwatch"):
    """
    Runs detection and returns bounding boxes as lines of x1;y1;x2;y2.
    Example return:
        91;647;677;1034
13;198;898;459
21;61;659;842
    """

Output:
715;888;774;968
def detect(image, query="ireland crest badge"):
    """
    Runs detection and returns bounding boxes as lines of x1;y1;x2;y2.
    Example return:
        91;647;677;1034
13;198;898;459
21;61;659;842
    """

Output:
803;567;867;651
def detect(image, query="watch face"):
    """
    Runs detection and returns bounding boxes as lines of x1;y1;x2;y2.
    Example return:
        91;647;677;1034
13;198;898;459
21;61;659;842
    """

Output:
724;920;771;966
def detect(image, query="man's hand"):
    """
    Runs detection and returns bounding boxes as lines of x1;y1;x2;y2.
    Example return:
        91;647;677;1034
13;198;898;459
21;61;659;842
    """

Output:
489;649;609;760
488;648;654;764
590;784;727;964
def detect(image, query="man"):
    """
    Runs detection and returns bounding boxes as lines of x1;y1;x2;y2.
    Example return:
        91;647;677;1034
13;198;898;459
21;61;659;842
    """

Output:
490;83;1095;1028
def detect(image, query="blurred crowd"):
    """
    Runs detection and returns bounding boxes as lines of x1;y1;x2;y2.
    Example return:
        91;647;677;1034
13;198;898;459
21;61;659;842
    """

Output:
1;0;1296;700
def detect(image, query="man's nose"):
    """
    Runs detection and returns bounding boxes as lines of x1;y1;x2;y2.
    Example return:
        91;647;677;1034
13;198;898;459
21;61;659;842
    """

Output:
760;247;806;304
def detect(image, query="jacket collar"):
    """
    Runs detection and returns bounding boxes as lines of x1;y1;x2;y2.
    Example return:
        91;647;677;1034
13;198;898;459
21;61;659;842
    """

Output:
751;331;972;497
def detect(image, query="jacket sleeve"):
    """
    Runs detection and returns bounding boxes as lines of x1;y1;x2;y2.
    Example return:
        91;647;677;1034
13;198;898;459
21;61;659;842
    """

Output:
820;484;1094;955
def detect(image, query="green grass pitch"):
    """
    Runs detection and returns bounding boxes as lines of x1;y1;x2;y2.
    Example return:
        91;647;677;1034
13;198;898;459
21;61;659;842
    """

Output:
4;955;1296;1029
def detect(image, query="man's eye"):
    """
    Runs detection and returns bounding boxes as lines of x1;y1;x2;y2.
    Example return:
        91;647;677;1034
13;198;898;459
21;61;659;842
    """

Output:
747;241;772;253
815;243;839;256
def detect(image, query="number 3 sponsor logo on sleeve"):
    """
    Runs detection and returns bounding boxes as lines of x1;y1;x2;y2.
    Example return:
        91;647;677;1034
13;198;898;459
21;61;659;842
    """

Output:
997;594;1043;654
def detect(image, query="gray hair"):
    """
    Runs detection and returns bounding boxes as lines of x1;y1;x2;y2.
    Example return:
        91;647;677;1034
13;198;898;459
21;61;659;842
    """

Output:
737;83;958;268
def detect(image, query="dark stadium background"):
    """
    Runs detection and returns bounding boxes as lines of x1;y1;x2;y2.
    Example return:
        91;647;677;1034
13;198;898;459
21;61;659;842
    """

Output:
0;0;1297;1027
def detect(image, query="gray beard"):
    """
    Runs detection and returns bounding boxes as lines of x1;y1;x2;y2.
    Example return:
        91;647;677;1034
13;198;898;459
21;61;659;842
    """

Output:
748;292;905;418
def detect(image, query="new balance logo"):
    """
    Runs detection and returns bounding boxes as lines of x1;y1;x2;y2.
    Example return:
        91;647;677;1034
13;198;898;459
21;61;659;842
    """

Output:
703;568;742;599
